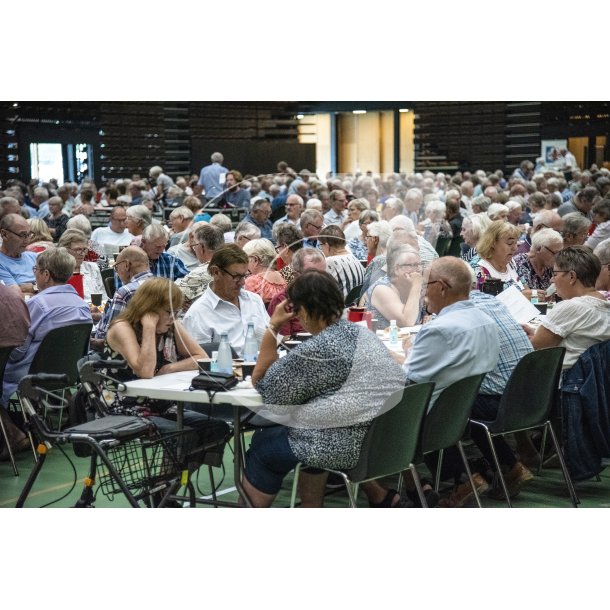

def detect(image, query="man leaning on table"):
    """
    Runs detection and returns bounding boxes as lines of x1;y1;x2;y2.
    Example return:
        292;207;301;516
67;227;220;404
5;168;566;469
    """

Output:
362;257;500;508
182;244;269;356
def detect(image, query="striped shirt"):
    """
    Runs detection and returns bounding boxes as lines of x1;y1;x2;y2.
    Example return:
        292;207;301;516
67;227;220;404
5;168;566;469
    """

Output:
325;252;365;299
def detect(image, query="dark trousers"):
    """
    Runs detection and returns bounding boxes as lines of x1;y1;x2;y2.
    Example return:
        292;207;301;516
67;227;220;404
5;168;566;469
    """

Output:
424;394;517;484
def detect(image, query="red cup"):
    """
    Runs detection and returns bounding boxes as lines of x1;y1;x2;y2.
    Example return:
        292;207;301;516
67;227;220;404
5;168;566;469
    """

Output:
363;311;373;330
347;306;366;323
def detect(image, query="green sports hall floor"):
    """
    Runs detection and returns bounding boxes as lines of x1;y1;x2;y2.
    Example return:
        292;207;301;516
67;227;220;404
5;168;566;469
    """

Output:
2;431;609;508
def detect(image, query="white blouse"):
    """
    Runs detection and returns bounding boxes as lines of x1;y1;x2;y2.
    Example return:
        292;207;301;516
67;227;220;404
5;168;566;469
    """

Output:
541;295;610;369
80;261;108;302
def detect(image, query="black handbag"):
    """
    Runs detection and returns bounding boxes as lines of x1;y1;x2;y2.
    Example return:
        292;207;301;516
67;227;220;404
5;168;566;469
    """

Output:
190;370;238;392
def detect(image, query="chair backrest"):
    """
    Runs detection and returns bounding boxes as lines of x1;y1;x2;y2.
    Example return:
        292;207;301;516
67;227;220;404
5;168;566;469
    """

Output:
494;347;566;431
0;345;17;384
421;373;486;455
345;284;363;306
347;381;435;483
29;323;93;386
103;275;116;298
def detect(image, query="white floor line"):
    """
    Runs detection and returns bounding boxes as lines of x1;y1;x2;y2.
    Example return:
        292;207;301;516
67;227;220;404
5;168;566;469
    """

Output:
199;486;237;500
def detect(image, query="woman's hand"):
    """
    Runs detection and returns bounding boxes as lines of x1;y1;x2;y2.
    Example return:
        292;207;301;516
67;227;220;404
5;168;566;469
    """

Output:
269;299;296;328
521;323;535;339
142;312;159;330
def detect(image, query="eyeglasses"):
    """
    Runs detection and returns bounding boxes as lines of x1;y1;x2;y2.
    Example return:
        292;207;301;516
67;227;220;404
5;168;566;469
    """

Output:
551;269;572;277
113;260;128;269
32;265;47;274
424;279;452;289
543;245;561;256
220;268;250;282
69;247;88;255
3;227;34;240
306;222;323;231
275;244;287;252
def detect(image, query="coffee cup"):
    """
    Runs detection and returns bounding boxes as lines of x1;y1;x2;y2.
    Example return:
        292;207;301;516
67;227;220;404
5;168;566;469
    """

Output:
241;362;256;379
91;293;103;307
534;303;548;315
197;358;213;372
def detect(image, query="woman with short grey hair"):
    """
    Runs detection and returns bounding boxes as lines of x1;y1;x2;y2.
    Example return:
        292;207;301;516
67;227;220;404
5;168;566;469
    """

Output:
66;214;109;270
562;212;592;247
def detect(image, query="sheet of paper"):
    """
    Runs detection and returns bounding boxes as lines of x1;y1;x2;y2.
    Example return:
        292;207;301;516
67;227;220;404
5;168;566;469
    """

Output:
495;285;541;324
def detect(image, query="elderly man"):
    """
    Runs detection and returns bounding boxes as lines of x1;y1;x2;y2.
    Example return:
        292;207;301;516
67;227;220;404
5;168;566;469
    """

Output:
557;185;598;218
167;220;206;271
182;244;269;356
2;248;92;405
0;213;37;294
91;206;133;250
562;212;592;247
272;194;303;231
196;152;229;203
233;221;261;249
149;165;174;205
404;188;424;225
31;186;50;219
92;246;153;347
128;181;144;206
168;205;194;247
243;199;273;241
516;209;563;254
300;209;324;248
323;189;348;226
175;224;225;307
381;197;405;221
267;248;327;335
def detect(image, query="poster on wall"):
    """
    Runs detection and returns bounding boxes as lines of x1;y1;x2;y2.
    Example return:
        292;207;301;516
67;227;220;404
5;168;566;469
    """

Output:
541;139;567;168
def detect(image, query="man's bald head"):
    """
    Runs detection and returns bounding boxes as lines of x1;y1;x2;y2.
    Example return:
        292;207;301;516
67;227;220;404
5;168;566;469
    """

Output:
429;257;472;298
114;246;150;283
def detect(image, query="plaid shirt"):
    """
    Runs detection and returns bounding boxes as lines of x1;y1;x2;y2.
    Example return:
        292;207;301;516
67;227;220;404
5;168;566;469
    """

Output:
115;252;188;291
469;290;533;395
95;271;154;339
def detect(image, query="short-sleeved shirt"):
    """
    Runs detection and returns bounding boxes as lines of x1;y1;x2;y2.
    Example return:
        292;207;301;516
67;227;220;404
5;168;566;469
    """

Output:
0;251;37;286
512;252;553;292
541;295;610;369
325;252;365;298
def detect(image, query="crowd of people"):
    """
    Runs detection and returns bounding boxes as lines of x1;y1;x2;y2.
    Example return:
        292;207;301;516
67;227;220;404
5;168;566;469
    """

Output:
1;150;610;507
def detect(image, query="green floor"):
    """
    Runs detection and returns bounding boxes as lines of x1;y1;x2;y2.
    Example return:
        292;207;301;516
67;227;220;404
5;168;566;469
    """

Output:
2;432;609;508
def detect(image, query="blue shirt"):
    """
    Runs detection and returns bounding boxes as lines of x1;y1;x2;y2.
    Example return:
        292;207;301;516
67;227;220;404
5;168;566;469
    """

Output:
403;300;499;407
0;251;37;286
115;253;188;290
469;290;533;395
243;213;274;241
198;162;228;199
225;189;251;209
2;285;92;404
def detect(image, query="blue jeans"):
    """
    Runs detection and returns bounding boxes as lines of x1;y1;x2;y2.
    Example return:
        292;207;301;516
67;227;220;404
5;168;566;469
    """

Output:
244;426;299;495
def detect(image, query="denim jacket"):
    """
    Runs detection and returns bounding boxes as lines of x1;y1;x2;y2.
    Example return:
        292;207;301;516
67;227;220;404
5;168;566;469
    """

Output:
561;340;610;481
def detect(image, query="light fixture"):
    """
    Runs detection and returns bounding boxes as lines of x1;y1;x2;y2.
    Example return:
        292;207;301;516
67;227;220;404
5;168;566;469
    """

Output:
352;110;366;114
296;114;304;120
399;108;410;113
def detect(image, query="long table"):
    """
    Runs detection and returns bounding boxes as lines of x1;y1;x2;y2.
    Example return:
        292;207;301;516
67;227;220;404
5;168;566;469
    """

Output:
122;371;262;506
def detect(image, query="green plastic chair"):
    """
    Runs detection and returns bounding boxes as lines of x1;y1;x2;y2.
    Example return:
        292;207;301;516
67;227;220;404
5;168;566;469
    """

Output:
420;373;487;507
435;236;452;257
289;381;435;508
0;345;20;475
469;347;578;507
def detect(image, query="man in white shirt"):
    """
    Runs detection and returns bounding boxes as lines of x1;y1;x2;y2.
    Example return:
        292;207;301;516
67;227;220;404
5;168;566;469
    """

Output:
323;190;348;226
182;244;269;356
90;206;133;249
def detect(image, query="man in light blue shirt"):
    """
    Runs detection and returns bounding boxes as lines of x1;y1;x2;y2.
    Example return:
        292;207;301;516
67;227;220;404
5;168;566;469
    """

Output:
0;213;37;294
2;247;92;405
196;152;229;203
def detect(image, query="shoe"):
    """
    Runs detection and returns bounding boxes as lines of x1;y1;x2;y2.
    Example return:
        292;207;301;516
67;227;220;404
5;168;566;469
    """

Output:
369;488;400;508
438;473;489;508
405;478;440;508
488;461;534;500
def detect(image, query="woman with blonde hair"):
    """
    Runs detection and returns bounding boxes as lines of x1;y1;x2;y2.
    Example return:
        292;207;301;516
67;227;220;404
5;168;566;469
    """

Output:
472;221;523;291
243;238;286;304
26;217;54;253
105;277;230;443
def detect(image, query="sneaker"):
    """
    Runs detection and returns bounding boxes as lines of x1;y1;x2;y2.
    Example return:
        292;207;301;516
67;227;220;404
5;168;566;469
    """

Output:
488;461;534;500
438;473;489;508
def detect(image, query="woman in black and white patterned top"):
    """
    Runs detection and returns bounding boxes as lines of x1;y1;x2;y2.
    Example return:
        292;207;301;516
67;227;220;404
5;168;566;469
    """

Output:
243;270;405;507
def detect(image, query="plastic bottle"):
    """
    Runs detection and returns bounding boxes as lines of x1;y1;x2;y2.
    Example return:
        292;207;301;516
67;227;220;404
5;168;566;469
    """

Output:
530;289;539;305
210;351;219;372
217;334;233;374
389;319;398;344
243;322;258;362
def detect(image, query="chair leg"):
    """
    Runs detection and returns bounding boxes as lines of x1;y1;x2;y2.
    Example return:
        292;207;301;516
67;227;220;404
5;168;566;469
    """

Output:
409;464;428;507
208;465;218;506
396;472;404;495
485;429;512;508
546;422;580;507
434;448;444;492
538;425;548;476
289;463;302;508
0;411;18;476
457;440;483;508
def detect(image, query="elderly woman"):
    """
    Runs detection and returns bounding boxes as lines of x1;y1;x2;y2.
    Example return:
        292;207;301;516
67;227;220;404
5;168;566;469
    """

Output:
487;202;510;221
561;212;592;247
342;198;369;241
243;270;406;507
347;209;379;260
67;214;109;270
525;247;610;370
505;200;523;226
471;195;492;215
418;200;452;248
243;238;287;304
584;199;610;250
512;228;563;299
472;221;523;291
460;213;492;262
25;218;54;253
105;278;229;442
274;223;303;284
58;229;108;317
594;239;610;300
364;244;423;329
365;219;391;263
45;196;69;241
233;221;261;249
126;204;153;247
318;225;364;299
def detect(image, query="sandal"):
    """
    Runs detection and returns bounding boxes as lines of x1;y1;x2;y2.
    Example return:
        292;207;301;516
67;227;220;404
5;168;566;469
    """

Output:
405;478;440;508
368;488;401;508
